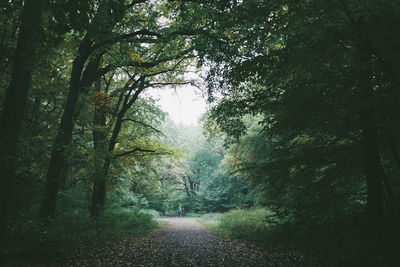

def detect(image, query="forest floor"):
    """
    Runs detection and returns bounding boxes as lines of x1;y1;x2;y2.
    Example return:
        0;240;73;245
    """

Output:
68;217;313;266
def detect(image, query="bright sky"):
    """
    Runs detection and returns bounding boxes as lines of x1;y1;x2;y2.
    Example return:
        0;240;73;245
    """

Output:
145;85;208;125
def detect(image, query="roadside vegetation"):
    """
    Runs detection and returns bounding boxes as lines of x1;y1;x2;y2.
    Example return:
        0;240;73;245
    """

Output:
199;208;398;266
6;203;159;264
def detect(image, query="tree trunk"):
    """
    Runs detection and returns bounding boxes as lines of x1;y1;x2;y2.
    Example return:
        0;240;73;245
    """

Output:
38;0;127;219
361;111;383;233
90;112;124;216
183;177;192;198
356;36;383;235
89;83;141;215
0;0;43;244
39;38;91;219
90;80;108;217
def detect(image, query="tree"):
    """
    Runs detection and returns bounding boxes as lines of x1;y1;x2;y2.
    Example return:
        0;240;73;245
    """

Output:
198;0;400;239
89;57;194;216
0;0;45;244
39;0;196;219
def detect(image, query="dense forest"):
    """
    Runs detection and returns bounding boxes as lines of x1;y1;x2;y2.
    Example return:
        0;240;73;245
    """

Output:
1;0;399;266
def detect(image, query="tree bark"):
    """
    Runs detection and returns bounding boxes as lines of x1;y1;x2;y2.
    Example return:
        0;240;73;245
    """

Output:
38;0;134;218
356;36;383;235
183;177;192;198
89;80;146;216
361;111;383;233
90;108;124;216
39;37;92;219
90;79;108;217
0;0;43;244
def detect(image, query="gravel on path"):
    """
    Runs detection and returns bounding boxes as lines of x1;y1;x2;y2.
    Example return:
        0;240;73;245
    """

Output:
69;217;307;266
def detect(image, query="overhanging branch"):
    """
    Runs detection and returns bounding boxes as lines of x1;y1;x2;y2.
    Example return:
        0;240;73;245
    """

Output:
91;29;161;51
121;118;162;133
114;147;171;158
96;47;194;79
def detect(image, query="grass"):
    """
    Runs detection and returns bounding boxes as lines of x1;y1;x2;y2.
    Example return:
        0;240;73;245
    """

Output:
198;208;400;266
198;208;276;243
156;220;170;228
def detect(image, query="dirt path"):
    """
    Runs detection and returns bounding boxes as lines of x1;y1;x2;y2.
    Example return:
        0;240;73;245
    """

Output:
69;217;304;266
154;217;269;266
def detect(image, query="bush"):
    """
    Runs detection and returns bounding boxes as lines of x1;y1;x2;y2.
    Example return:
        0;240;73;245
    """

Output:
213;208;276;242
198;208;279;244
199;208;400;266
197;213;222;229
6;207;157;264
139;209;160;218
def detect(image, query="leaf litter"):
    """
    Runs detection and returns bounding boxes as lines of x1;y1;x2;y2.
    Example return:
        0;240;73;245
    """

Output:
67;217;317;266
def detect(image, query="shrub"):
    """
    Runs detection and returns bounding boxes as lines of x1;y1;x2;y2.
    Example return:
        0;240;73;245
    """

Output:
6;207;157;264
198;208;279;244
139;209;160;218
215;208;276;242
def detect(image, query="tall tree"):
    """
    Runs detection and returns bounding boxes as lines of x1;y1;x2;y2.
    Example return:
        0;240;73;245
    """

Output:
0;0;44;243
197;0;399;236
39;0;201;219
39;0;154;219
90;57;194;216
90;78;110;216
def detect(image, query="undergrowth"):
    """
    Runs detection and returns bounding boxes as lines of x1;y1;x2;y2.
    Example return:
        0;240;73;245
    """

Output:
198;208;400;266
4;206;159;265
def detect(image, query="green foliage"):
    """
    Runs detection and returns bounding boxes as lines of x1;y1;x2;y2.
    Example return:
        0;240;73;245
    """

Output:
196;0;400;224
2;0;400;265
7;207;157;263
188;1;400;265
5;183;160;264
139;209;160;218
200;208;276;243
146;121;256;215
200;209;399;265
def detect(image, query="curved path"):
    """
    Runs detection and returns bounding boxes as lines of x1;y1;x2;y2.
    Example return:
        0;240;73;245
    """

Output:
70;217;306;266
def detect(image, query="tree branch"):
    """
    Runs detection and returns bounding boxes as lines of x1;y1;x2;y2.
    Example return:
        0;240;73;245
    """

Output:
121;118;162;133
145;81;197;88
91;29;161;51
142;56;194;78
114;147;171;158
96;47;194;79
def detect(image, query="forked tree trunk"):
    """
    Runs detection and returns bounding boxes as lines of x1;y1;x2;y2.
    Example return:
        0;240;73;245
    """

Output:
39;0;133;219
90;81;144;216
39;38;91;219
